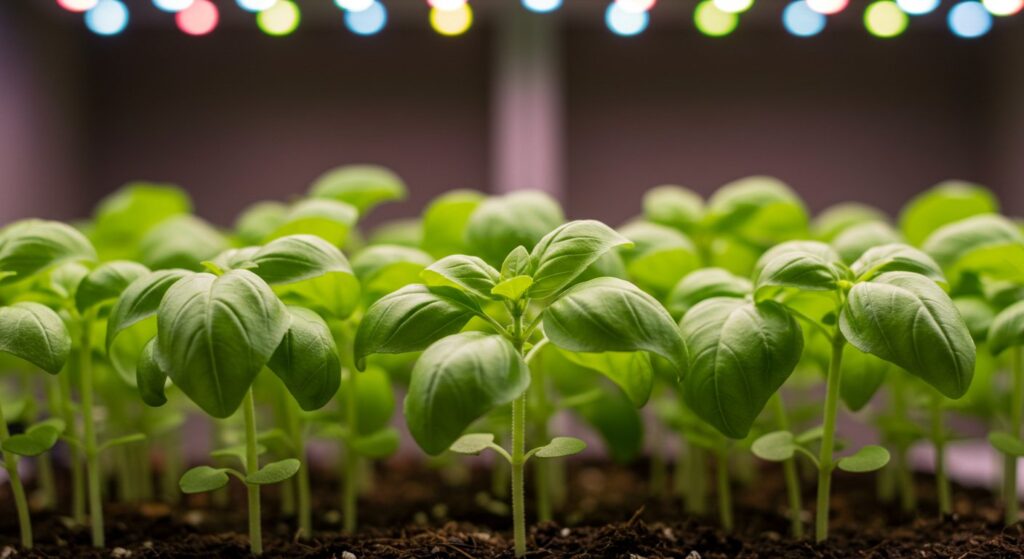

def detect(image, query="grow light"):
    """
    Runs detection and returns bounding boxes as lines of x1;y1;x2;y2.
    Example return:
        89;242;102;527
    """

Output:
713;0;754;13
806;0;848;14
522;0;562;13
694;0;739;37
430;4;473;35
345;1;388;35
257;0;300;36
57;0;99;12
605;2;649;35
982;0;1024;15
85;0;129;36
895;0;939;14
783;0;826;36
428;0;468;11
864;0;908;37
237;0;277;12
176;0;218;35
949;1;993;37
153;0;194;13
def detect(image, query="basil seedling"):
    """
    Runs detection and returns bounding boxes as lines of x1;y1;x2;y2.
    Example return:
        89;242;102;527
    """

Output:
355;219;687;557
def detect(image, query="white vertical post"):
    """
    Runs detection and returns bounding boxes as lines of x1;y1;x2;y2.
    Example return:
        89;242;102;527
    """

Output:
490;6;564;199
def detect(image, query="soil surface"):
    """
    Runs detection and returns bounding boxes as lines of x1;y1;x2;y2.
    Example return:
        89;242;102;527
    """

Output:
1;460;1022;558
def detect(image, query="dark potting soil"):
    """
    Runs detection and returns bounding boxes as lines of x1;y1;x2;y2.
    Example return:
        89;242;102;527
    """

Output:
1;460;1022;558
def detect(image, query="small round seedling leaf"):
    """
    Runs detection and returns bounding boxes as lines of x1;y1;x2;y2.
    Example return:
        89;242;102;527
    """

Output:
449;433;496;455
836;445;890;473
2;423;63;457
75;260;150;314
642;184;704;233
421;190;484;258
751;431;796;462
666;267;751;319
900;181;998;246
247;458;301;485
466;191;564;267
795;426;825;445
268;199;358;248
180;466;231;494
139;215;228;271
350;427;401;459
532;437;587;459
989;300;1024;356
0;219;97;282
309;165;407;216
989;432;1024;458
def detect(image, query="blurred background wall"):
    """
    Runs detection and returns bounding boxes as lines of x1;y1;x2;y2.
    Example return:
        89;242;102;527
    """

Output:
1;0;1022;227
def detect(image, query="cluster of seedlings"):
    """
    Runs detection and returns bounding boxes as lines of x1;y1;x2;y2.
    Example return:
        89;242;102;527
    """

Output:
0;168;1022;556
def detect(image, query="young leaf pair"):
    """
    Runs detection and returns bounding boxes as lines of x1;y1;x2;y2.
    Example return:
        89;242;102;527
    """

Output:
355;219;688;557
109;234;354;555
683;240;974;542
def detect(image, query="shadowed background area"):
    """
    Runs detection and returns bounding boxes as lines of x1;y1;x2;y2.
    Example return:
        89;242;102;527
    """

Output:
1;0;1022;226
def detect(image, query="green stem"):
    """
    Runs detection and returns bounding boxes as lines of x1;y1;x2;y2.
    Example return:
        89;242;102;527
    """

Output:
1006;347;1023;526
649;419;667;498
772;393;804;538
511;393;527;558
815;334;845;543
685;444;708;516
243;389;263;556
284;397;312;539
0;396;33;549
58;364;86;522
716;447;733;532
79;316;105;548
532;366;552;523
930;396;951;517
890;376;917;513
161;430;183;505
342;369;360;534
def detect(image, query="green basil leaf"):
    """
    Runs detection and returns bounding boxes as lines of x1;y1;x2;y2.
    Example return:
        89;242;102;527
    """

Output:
832;222;903;264
75;260;150;313
813;202;889;242
421;189;484;258
667;268;751;319
990;300;1024;355
449;433;495;455
156;270;290;418
851;244;946;286
137;338;169;407
754;241;844;297
899;181;998;246
309;165;406;216
354;284;480;370
405;332;529;455
530;436;586;459
354;367;395;435
528;220;633;300
556;348;653;407
139;215;228;271
352;245;433;302
0;220;96;282
543;277;688;375
106;269;191;351
491;275;533;301
268;199;359;247
2;421;63;457
989;432;1024;457
681;298;803;439
91;183;192;259
234;201;288;245
836;445;890;473
422;255;500;299
839;272;975;399
267;307;340;412
247;458;301;485
705;176;808;247
616;221;700;298
180;466;231;494
0;302;71;375
923;214;1024;284
954;296;996;342
350;427;400;458
500;246;532;279
642;185;704;233
839;344;893;412
751;430;796;461
466;191;564;266
250;235;360;319
368;219;422;248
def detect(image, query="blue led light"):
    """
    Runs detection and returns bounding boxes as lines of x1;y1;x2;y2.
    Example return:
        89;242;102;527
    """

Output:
345;1;387;35
783;1;826;37
522;0;563;13
85;0;129;36
605;2;649;36
948;1;993;38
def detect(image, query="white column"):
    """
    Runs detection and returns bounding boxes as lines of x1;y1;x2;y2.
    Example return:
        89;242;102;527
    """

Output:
490;6;564;199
